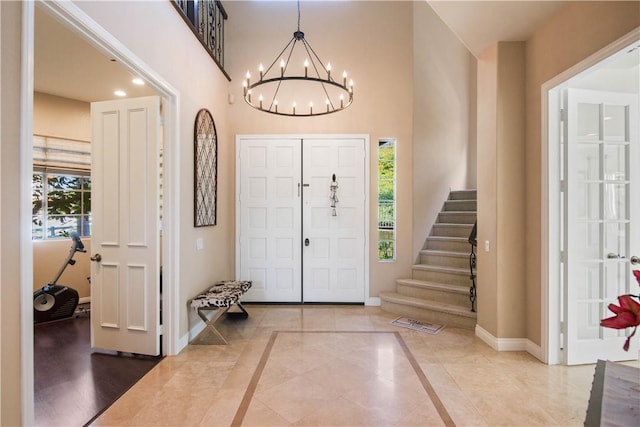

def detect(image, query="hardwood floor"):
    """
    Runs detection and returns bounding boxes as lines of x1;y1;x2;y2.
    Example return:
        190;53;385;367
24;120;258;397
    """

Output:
34;309;161;426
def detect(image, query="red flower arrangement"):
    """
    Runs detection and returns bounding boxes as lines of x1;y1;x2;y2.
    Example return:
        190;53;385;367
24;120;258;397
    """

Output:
600;270;640;351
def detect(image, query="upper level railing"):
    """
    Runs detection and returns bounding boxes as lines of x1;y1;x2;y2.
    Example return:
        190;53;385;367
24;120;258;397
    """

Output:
171;0;230;80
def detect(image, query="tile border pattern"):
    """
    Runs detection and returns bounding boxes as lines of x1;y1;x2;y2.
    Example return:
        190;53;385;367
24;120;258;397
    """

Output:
230;331;455;427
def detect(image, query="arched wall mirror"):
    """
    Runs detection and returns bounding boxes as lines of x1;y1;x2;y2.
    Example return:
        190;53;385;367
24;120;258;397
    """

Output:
194;109;217;227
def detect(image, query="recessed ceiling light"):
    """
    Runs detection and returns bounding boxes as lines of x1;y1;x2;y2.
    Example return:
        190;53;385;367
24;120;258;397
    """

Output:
114;90;127;97
132;78;145;86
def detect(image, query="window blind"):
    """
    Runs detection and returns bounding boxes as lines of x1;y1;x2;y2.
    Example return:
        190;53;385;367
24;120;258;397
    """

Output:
33;134;91;172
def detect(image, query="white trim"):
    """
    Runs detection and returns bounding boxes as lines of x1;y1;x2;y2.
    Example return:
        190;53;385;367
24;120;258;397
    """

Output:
235;134;371;303
21;3;35;425
78;296;91;305
366;297;381;306
540;27;640;366
475;325;542;360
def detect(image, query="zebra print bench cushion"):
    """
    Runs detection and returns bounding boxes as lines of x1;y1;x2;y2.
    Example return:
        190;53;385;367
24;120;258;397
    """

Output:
190;280;252;309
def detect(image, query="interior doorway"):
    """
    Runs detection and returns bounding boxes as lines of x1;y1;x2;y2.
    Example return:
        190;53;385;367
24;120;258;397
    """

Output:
22;1;181;424
545;34;640;365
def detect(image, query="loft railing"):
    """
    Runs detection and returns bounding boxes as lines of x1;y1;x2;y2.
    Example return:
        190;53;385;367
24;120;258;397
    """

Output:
468;221;477;312
172;0;230;80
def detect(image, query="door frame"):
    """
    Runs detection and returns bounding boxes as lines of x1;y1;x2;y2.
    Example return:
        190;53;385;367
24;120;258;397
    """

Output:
235;134;371;304
541;28;640;365
21;1;181;422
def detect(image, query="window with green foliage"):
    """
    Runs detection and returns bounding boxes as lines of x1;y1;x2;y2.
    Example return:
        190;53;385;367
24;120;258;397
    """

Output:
32;172;91;240
378;139;396;261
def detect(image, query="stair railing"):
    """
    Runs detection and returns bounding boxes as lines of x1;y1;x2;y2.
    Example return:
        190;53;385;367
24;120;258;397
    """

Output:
468;221;477;312
171;0;230;80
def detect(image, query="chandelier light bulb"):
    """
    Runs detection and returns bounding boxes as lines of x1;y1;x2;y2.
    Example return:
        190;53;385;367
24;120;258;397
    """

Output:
274;99;278;113
280;60;286;77
326;98;330;112
304;59;309;77
340;93;344;108
310;101;313;115
259;63;264;80
247;90;252;103
259;94;263;109
343;71;347;86
349;79;354;92
326;62;332;79
245;71;251;87
293;101;297;115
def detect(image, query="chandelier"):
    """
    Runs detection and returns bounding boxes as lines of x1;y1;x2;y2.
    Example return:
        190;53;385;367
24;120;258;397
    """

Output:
242;1;353;117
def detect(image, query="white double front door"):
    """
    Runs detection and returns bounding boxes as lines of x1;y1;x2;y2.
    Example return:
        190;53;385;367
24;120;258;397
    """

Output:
236;136;367;303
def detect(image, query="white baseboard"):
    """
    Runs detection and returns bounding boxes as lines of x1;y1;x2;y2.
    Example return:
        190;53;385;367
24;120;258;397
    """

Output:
79;296;91;304
366;297;381;306
475;324;543;361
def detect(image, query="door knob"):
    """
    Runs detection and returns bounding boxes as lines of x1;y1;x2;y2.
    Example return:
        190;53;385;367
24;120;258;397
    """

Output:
304;238;310;247
631;256;640;265
90;253;102;262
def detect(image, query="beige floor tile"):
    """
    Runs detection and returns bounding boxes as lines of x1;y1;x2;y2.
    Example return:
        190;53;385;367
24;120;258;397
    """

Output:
92;305;606;427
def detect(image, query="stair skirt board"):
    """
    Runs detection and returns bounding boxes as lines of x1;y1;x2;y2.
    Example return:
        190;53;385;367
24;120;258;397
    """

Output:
381;189;477;329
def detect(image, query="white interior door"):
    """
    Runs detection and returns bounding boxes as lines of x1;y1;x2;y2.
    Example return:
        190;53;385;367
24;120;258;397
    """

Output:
91;96;161;356
237;138;302;302
565;88;639;364
302;138;366;302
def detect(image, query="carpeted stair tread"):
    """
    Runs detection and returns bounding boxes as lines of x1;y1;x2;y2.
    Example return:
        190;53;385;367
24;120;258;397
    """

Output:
379;292;477;318
412;264;469;275
396;278;469;294
419;249;469;257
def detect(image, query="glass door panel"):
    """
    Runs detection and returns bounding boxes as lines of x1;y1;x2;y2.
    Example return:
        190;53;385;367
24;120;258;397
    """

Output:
565;88;639;364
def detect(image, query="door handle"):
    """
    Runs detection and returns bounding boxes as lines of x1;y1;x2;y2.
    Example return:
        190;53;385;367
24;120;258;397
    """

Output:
304;238;310;247
607;253;622;259
631;256;640;265
90;253;102;262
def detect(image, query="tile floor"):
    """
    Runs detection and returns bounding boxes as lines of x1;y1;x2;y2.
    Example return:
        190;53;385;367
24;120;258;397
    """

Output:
91;305;600;426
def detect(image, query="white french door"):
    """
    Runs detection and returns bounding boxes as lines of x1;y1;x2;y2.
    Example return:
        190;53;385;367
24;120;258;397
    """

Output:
91;96;161;356
237;135;367;303
564;88;639;364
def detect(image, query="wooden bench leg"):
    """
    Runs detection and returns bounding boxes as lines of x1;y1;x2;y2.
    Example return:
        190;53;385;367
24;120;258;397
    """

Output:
191;307;229;345
226;301;249;319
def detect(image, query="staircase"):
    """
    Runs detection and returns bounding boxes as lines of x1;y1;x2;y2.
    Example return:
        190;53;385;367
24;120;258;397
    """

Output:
380;189;477;329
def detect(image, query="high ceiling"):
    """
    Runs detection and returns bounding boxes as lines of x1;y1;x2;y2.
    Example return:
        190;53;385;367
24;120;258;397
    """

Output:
427;1;568;57
35;1;636;103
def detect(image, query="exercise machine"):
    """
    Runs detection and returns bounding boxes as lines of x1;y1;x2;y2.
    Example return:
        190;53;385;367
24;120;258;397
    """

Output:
34;232;86;324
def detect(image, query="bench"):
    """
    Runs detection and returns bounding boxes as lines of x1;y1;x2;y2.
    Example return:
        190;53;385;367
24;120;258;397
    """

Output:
190;280;252;344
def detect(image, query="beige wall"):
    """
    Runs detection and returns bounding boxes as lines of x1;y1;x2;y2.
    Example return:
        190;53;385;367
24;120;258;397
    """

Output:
33;92;90;140
476;41;528;338
225;1;416;296
525;2;640;345
477;44;498;335
412;0;477;258
1;1;24;424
